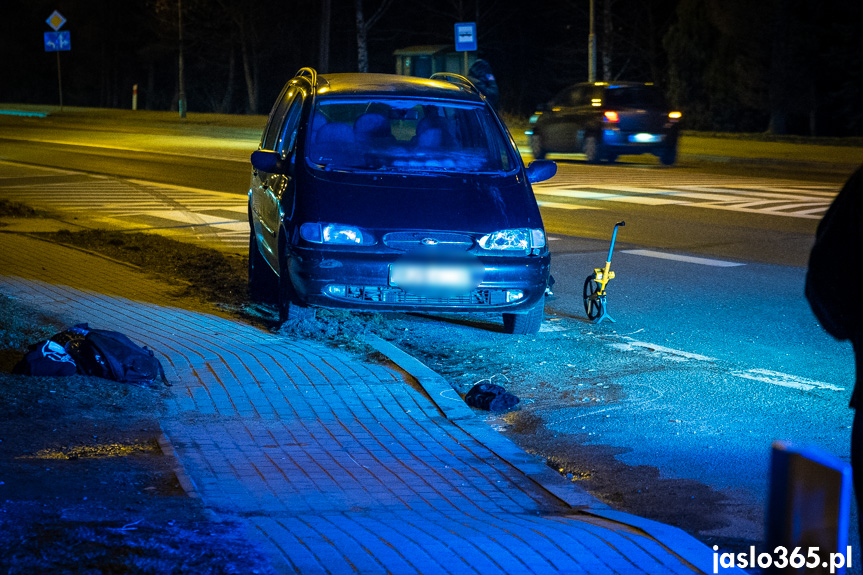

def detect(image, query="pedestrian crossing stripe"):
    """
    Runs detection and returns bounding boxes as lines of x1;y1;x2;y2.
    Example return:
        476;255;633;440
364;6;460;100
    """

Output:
0;174;250;250
533;182;837;219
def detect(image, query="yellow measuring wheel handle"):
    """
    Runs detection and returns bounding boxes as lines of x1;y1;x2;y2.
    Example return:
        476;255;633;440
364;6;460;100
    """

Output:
593;264;616;293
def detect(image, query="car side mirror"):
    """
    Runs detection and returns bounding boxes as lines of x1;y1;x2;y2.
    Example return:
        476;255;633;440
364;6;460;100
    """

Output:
251;150;287;174
525;160;556;184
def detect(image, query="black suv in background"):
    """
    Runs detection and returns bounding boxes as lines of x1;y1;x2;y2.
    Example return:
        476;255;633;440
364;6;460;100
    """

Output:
248;68;557;334
528;82;681;165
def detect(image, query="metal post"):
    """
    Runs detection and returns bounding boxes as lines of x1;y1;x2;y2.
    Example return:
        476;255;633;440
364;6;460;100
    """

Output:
588;0;596;82
56;51;63;110
464;51;469;76
178;0;186;119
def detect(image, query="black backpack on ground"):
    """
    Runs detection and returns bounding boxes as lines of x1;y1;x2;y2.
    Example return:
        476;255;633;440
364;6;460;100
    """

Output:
464;382;519;411
13;340;78;377
52;324;169;386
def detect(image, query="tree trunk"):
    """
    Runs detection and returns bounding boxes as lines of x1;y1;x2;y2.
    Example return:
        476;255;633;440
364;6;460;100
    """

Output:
602;0;613;81
146;64;154;110
355;0;368;73
767;0;789;134
221;48;235;113
319;0;331;73
240;15;257;114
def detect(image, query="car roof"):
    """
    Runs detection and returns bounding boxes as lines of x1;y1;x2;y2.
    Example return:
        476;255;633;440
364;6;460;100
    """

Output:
311;73;485;104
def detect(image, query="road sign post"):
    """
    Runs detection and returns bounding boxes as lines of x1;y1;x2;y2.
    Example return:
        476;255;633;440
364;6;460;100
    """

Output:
454;22;477;76
44;11;70;110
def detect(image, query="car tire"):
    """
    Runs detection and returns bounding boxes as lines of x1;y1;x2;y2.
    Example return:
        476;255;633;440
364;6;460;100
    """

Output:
277;242;316;323
659;146;677;166
584;135;602;164
248;230;278;304
502;301;544;335
530;133;547;160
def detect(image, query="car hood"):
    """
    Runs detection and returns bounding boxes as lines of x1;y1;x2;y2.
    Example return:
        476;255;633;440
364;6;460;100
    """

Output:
299;170;544;232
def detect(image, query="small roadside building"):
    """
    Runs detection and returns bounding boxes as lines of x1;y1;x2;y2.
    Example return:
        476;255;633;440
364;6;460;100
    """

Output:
393;45;476;78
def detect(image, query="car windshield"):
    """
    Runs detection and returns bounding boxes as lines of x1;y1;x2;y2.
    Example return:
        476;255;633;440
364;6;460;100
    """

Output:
604;86;667;109
307;98;514;174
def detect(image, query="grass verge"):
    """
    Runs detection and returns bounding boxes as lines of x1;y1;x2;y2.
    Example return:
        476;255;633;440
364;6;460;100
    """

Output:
0;292;275;574
39;230;249;306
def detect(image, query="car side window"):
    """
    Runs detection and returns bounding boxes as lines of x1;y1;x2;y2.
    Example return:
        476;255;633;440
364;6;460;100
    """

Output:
276;94;304;156
550;88;569;107
567;86;586;107
262;87;297;150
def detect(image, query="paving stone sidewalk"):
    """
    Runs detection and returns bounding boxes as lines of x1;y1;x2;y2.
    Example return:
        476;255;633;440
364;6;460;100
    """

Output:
0;232;727;574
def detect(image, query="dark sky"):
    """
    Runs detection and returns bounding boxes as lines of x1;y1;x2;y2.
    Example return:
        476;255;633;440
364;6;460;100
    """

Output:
2;0;861;135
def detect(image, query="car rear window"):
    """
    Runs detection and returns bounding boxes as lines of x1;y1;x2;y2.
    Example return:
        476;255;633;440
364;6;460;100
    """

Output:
307;98;514;174
604;86;667;109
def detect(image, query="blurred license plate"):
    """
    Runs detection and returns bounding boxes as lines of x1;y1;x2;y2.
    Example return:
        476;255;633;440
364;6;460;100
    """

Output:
629;133;662;143
389;263;473;290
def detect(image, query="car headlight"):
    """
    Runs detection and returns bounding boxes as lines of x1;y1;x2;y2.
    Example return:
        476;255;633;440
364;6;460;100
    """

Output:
478;228;546;254
300;223;375;245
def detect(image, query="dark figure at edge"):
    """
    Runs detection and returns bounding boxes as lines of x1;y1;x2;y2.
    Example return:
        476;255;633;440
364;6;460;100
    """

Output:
805;164;863;562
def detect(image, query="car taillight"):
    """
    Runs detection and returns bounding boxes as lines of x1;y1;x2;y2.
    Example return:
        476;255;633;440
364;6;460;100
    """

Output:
603;111;619;123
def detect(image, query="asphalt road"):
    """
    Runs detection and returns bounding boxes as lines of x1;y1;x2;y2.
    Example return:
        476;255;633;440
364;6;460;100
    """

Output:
1;113;860;559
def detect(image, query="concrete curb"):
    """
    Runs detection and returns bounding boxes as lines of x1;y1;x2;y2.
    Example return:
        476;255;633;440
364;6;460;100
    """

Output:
680;153;860;174
365;334;612;513
366;334;744;575
157;428;223;524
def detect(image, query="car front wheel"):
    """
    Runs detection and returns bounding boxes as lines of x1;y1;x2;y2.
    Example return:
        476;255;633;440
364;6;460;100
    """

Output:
249;231;278;304
530;133;547;160
502;301;544;335
659;146;677;166
277;244;316;323
584;135;602;164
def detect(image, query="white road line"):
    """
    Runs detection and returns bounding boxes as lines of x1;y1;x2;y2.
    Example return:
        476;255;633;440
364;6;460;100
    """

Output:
621;249;745;267
126;178;247;198
0;137;251;164
685;202;824;219
533;181;834;218
139;210;248;231
679;185;836;200
608;338;717;362
730;369;844;392
536;200;602;211
534;187;684;205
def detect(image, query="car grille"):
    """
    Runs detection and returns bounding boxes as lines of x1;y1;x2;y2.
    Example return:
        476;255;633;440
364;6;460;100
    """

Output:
383;231;474;251
328;285;510;306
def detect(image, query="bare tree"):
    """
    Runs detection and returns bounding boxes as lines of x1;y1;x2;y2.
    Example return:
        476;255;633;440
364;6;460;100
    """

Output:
320;0;331;73
355;0;395;73
602;0;613;80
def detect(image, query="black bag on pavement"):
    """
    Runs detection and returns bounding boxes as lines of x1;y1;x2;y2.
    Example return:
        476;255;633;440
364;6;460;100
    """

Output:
13;340;78;377
52;323;168;386
465;382;519;411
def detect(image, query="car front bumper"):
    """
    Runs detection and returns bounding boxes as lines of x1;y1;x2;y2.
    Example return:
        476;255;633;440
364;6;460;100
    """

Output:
287;247;550;313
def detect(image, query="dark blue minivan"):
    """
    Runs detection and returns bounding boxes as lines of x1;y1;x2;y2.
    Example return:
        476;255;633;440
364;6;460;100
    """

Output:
248;68;556;334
